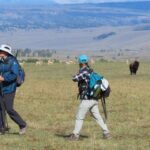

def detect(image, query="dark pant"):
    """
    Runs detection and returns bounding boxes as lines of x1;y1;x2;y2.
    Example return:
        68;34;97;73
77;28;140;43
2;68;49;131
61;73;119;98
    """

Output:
0;92;26;129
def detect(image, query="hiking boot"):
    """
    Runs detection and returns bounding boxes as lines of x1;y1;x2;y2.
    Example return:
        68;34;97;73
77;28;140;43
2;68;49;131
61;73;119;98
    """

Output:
4;127;10;132
0;128;5;135
103;132;111;139
66;133;80;141
19;126;27;135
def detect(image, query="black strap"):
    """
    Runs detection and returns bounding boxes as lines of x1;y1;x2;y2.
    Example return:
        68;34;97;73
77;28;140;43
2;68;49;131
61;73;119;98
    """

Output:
101;96;107;121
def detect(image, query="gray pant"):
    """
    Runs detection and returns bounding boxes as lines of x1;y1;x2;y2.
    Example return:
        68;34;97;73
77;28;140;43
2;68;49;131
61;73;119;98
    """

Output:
73;99;109;135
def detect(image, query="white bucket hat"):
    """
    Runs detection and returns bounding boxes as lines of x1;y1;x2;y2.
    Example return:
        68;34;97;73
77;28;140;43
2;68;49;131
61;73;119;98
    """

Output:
0;44;13;56
101;78;109;91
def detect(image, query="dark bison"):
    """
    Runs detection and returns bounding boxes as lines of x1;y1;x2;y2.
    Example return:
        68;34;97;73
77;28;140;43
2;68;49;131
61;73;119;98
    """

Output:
129;61;140;75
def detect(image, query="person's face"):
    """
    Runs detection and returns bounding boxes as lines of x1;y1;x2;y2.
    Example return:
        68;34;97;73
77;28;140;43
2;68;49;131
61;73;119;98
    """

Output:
0;51;8;58
79;63;87;68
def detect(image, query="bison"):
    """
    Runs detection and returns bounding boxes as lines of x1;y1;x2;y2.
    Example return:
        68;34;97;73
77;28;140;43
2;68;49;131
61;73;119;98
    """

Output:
129;61;140;75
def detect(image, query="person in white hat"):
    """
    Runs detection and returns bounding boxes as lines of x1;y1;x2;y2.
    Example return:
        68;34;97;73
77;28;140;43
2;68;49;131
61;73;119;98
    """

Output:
0;44;26;135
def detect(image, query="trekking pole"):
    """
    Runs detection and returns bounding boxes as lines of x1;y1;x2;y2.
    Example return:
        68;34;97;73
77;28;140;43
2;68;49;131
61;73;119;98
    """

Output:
0;73;9;133
0;98;7;132
101;96;107;121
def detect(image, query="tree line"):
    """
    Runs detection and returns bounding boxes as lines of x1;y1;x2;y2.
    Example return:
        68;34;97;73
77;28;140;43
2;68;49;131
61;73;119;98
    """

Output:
14;48;56;58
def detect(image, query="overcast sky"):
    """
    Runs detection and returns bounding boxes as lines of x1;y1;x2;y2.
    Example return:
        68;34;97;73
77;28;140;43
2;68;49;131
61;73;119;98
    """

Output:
0;0;149;4
53;0;150;4
0;0;149;5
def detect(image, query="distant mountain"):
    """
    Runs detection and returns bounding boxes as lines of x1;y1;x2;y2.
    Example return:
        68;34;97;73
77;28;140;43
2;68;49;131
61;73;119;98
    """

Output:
0;0;55;5
94;1;150;11
0;1;150;31
134;24;150;31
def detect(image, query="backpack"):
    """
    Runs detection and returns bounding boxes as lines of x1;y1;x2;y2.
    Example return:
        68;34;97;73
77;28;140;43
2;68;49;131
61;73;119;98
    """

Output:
7;57;25;87
16;63;25;87
89;72;110;99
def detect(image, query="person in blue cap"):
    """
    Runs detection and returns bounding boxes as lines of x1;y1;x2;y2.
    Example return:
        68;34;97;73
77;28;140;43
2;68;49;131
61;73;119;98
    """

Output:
67;55;110;140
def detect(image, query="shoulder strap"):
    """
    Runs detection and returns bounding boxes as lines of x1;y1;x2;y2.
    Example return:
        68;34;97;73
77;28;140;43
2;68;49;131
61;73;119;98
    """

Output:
12;56;21;68
7;57;21;72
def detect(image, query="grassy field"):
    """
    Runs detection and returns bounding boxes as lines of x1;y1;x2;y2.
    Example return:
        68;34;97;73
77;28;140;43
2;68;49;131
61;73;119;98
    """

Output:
0;61;150;150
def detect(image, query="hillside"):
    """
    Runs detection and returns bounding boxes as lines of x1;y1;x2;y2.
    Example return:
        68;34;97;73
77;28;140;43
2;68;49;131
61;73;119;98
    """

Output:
0;1;149;59
0;1;150;31
0;24;150;60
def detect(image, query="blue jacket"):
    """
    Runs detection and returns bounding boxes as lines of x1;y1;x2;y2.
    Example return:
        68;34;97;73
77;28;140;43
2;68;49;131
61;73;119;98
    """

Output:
0;56;19;94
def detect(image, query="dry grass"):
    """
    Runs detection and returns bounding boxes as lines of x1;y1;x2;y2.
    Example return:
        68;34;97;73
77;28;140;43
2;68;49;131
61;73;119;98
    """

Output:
0;62;150;150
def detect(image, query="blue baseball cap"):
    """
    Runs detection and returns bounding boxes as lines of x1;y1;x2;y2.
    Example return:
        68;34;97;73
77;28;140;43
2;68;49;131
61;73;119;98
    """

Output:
78;55;89;64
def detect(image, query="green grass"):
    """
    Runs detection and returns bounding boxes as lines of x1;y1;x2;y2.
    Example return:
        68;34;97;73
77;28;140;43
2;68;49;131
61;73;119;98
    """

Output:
0;62;150;150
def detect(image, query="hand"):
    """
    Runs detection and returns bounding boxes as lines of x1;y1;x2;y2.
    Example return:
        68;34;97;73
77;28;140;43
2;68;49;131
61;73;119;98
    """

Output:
72;75;76;80
0;76;4;82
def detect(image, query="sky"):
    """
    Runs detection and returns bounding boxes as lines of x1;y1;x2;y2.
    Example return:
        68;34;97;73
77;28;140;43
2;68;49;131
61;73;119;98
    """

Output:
0;0;149;4
53;0;150;4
